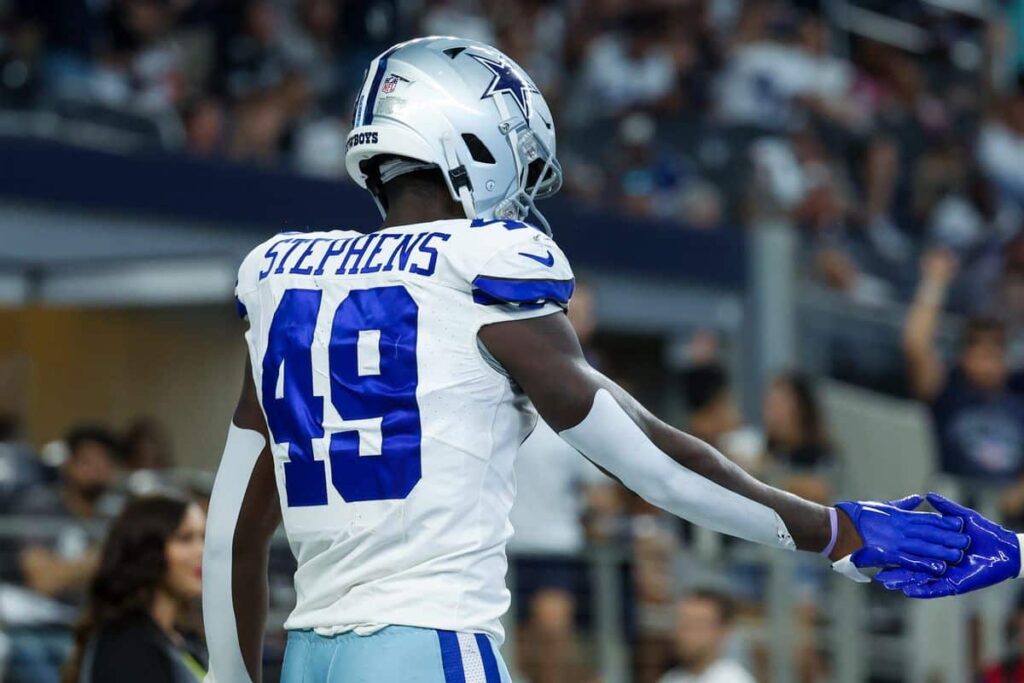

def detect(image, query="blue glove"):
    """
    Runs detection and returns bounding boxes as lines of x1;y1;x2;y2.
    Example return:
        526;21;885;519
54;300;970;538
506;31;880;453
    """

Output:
875;493;1021;598
835;495;969;576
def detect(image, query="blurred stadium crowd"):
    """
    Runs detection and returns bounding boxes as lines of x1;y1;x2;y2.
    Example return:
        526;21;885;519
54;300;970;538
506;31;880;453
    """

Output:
4;0;1024;313
4;0;1024;682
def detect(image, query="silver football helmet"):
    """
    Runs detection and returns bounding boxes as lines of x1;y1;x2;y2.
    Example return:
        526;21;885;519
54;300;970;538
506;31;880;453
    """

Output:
345;36;562;234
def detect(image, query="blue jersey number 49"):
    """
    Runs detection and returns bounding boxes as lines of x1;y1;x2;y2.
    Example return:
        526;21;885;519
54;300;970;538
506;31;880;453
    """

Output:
261;286;422;507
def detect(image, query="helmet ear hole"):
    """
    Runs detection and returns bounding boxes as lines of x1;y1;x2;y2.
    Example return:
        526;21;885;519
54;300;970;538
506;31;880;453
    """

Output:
462;134;496;164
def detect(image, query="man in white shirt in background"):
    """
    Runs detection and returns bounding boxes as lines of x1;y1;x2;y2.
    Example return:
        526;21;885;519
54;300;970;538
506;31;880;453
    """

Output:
657;590;755;683
507;282;617;683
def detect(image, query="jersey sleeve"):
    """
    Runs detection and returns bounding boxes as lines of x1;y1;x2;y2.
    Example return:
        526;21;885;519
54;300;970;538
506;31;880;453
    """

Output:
469;228;575;325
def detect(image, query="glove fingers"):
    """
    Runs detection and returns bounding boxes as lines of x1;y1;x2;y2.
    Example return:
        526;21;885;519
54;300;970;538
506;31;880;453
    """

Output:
905;511;966;531
903;580;954;599
901;539;964;563
850;546;888;569
925;493;971;519
889;551;947;575
887;494;924;511
904;524;970;548
851;547;945;575
876;568;939;591
883;577;922;590
875;568;919;586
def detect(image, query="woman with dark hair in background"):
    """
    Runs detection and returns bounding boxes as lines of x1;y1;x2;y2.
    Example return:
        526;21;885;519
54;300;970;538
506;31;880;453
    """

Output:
763;371;834;683
63;495;207;683
763;371;834;504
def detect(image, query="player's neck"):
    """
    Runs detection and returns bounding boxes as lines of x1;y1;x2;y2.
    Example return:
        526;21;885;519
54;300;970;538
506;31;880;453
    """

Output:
381;176;464;229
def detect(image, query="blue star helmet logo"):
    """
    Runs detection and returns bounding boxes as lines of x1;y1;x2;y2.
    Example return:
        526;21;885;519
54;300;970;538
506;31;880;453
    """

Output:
469;53;539;119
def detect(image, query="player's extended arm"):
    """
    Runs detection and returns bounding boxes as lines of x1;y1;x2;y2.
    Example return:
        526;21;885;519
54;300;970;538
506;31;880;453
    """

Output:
480;313;967;571
203;359;281;683
877;493;1024;598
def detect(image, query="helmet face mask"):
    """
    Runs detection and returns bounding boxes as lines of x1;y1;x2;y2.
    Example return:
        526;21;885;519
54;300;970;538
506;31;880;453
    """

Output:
345;37;562;233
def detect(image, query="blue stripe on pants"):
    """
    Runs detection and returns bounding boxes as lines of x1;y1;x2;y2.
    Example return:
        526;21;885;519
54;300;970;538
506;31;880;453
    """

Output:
437;630;465;683
475;633;500;683
281;626;510;682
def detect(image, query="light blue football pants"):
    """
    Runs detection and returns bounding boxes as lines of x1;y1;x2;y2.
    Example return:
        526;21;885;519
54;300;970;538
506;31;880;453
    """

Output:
280;626;513;683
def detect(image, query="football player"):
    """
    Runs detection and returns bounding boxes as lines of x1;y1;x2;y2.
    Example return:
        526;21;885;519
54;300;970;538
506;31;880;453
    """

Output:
201;37;969;682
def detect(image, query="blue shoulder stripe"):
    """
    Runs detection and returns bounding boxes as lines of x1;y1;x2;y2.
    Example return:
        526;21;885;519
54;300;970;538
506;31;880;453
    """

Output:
234;296;248;320
471;275;574;306
469;218;533;231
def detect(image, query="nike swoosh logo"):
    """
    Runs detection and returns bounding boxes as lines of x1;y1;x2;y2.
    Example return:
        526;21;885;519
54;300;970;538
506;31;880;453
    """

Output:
518;250;555;267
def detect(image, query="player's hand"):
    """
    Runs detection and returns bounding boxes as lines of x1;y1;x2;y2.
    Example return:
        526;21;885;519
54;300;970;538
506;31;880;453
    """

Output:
876;493;1022;598
833;495;969;581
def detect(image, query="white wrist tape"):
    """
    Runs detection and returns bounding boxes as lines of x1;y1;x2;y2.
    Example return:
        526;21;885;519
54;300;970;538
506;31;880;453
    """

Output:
202;424;265;683
558;389;796;550
831;554;871;583
1017;534;1024;579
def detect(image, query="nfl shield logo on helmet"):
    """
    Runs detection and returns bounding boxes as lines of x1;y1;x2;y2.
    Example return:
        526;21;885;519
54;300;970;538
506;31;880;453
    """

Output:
382;74;400;94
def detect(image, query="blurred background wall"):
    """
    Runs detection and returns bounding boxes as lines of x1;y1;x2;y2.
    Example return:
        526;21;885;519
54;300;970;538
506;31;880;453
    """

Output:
0;306;245;466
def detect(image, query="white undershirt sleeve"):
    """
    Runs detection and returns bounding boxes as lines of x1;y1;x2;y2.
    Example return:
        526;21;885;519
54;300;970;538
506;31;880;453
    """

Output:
202;424;266;683
558;389;796;550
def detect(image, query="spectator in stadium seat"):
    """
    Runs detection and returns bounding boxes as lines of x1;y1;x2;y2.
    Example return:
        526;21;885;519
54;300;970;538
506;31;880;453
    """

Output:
419;0;495;47
926;170;1022;318
978;83;1024;204
575;9;677;120
122;416;175;472
495;0;567;112
903;248;1024;479
7;425;120;683
0;414;48;514
64;494;207;683
656;590;754;683
508;418;612;683
508;281;615;683
763;372;834;504
763;372;833;683
14;425;119;602
981;587;1024;682
716;7;864;134
100;0;185;111
182;97;227;158
216;0;313;161
681;363;764;475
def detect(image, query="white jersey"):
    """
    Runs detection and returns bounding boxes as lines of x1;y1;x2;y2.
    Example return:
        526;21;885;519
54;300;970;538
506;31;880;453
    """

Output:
234;218;574;643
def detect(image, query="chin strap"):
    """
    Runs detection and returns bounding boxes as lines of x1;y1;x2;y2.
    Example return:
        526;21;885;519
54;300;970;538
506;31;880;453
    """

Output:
441;132;476;219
